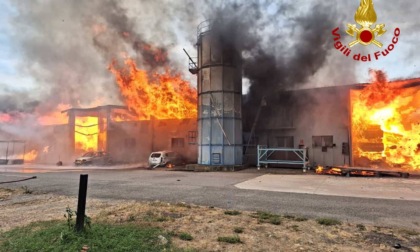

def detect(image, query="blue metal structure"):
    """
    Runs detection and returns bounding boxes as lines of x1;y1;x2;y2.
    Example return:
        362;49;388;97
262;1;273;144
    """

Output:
194;20;243;165
257;145;309;171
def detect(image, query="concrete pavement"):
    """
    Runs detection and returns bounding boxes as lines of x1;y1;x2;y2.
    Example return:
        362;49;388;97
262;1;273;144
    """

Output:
235;174;420;201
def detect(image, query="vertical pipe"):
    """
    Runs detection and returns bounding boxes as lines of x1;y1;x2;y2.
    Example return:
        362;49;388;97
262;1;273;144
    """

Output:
76;174;88;232
22;143;26;163
5;142;9;161
257;145;260;169
11;142;15;158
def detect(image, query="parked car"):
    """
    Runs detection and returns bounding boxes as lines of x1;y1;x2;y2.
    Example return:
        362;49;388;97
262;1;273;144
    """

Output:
75;151;112;166
148;151;183;168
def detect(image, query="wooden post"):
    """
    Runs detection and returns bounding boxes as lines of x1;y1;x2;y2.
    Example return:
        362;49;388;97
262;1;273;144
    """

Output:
76;174;88;232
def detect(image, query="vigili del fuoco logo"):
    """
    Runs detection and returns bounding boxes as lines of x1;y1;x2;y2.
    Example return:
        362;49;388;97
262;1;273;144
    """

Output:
332;0;400;62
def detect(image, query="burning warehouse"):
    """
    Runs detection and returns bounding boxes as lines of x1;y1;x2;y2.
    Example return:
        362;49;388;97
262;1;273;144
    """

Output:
244;72;420;173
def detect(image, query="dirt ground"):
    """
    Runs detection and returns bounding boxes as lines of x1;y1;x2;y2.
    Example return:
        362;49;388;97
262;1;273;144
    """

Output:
1;188;419;252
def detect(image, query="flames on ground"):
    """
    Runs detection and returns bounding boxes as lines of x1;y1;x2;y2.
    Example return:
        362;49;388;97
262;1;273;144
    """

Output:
351;71;420;171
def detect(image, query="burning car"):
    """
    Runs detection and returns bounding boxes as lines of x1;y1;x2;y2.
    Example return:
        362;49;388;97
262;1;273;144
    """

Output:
148;151;184;168
75;151;112;166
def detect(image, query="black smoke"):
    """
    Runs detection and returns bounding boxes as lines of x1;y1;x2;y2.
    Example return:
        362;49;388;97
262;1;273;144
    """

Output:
203;2;341;130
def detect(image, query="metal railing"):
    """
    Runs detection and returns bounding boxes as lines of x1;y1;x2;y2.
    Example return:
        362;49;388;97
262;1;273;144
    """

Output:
197;20;213;38
257;145;309;171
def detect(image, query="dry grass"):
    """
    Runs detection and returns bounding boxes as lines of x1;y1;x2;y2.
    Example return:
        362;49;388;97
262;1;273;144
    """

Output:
1;187;420;252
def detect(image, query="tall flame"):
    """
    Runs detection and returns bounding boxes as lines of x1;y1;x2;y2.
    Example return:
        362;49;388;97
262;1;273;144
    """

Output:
351;71;420;170
355;0;377;27
109;57;197;120
75;117;99;152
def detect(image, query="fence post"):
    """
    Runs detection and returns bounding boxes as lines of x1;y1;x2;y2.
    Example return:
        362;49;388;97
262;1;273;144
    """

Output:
76;174;88;232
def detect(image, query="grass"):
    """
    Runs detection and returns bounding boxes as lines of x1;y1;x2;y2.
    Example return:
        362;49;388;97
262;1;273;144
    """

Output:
251;211;282;225
295;217;308;222
356;224;366;231
217;236;242;244
283;214;296;220
179;233;193;241
399;229;419;236
224;210;241;216
289;225;300;232
233;227;244;233
21;186;33;194
316;218;342;226
0;220;173;252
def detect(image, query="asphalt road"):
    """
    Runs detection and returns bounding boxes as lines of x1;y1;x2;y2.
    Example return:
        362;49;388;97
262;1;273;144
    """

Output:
1;168;420;229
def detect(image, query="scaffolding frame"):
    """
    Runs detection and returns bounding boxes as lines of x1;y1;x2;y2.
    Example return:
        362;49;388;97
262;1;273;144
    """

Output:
257;145;309;171
0;140;26;165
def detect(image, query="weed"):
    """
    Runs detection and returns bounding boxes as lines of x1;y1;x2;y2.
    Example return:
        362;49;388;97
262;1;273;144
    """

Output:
316;218;342;226
156;217;169;222
64;207;91;231
399;229;419;236
233;227;244;233
295;217;308;222
269;218;281;225
175;202;192;208
290;225;300;232
283;214;295;220
217;236;242;244
356;224;366;231
127;215;136;222
21;186;32;194
224;210;241;216
179;233;193;241
251;211;282;225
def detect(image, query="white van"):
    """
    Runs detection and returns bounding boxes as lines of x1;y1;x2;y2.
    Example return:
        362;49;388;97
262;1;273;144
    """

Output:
148;151;183;168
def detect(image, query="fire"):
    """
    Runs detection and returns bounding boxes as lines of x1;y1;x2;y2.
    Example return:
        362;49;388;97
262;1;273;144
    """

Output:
0;113;12;123
24;150;38;162
109;57;197;120
37;103;71;125
43;146;50;153
351;71;420;170
315;165;324;174
316;166;343;175
75;117;99;152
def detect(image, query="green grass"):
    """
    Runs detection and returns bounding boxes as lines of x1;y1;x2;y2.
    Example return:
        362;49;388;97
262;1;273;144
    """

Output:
233;227;244;234
179;233;193;241
0;220;173;252
217;236;242;244
224;210;241;216
316;218;342;226
251;211;282;225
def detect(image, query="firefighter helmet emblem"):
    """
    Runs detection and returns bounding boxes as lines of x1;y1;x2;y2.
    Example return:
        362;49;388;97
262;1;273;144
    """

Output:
346;0;386;47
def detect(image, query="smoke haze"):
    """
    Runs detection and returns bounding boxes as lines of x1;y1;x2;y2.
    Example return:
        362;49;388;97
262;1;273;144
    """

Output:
2;0;419;117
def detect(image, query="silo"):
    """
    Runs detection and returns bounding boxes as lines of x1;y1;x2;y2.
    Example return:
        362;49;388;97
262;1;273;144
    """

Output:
195;20;243;166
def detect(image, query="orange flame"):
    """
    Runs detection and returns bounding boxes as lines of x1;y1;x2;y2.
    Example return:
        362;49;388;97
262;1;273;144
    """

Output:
24;150;38;162
75;117;99;152
351;71;420;170
109;57;197;120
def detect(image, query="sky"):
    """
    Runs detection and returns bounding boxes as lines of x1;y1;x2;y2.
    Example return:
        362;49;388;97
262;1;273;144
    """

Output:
0;1;35;91
0;0;419;108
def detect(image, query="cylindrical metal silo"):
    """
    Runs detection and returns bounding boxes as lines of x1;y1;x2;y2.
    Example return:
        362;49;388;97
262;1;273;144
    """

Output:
196;21;242;166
